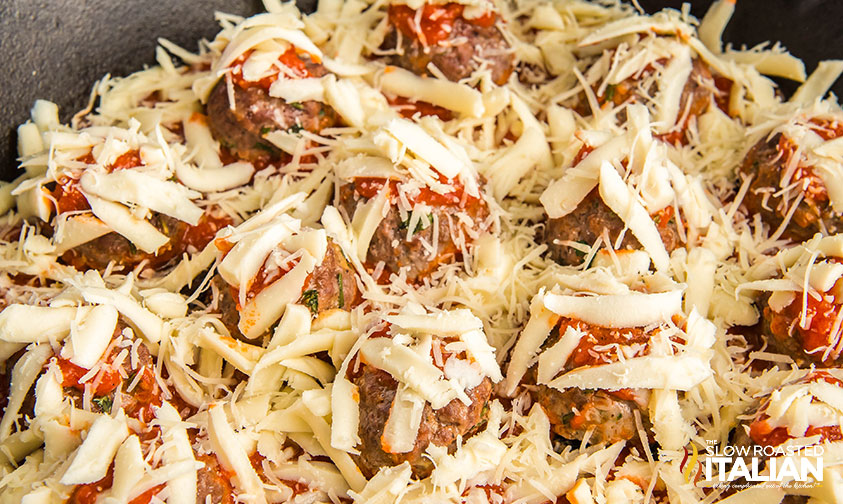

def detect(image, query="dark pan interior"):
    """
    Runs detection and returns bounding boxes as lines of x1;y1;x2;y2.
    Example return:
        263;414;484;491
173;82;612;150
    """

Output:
1;0;841;181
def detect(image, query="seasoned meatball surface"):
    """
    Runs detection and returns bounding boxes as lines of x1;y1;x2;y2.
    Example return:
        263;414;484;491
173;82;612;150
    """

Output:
337;179;489;284
535;387;647;444
521;319;653;445
205;81;337;164
543;189;681;266
61;210;231;274
581;57;726;145
739;133;841;243
381;3;514;85
351;363;491;479
759;290;843;367
196;453;236;504
214;239;360;338
301;240;361;314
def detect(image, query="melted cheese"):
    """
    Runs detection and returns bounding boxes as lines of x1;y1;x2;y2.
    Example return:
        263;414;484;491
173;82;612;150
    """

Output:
83;192;169;254
547;355;711;391
60;412;129;485
379;66;484;118
543;289;682;328
67;304;118;369
0;306;76;343
598;161;670;272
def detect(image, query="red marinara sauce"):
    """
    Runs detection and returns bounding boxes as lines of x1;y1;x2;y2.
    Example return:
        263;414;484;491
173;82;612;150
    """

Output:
67;465;164;504
386;95;453;121
351;176;481;209
50;149;144;214
230;47;317;91
768;290;842;365
388;3;496;46
558;318;653;369
228;254;300;309
749;372;843;447
56;355;122;397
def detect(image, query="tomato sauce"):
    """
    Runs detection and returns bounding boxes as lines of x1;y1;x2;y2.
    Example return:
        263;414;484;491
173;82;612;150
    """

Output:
768;292;841;364
122;366;163;424
750;372;843;447
776;135;829;205
50;179;90;214
57;355;122;397
352;176;481;209
557;318;652;369
229;254;300;309
387;95;453;121
50;149;144;215
56;345;163;424
67;465;162;504
230;47;316;91
388;3;496;46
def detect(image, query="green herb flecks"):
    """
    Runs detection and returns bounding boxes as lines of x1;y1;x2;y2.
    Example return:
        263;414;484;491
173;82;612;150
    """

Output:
253;141;275;152
337;273;345;309
287;123;304;134
301;289;319;315
604;84;616;102
260;126;273;135
92;395;113;414
289;102;305;110
399;213;434;234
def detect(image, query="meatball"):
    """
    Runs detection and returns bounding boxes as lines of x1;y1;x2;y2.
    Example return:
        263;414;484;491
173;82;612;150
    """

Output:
214;238;360;338
61;209;231;274
196;453;236;504
205;50;337;164
0;349;37;435
526;319;652;445
58;333;163;423
351;362;492;479
759;288;843;367
381;3;514;85
543;188;681;266
337;177;489;284
301;240;360;315
747;371;843;448
582;57;728;145
739;132;842;243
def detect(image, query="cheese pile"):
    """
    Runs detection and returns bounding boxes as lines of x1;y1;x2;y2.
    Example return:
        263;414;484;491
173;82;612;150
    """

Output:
2;0;843;503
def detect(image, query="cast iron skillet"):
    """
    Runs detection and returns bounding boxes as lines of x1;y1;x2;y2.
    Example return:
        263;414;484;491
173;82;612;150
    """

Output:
1;0;841;180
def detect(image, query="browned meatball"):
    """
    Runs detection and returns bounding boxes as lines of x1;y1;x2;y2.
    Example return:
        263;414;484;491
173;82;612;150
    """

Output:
523;319;652;445
581;58;728;145
300;240;360;314
196;453;236;504
544;188;681;266
351;363;491;479
214;239;360;338
758;287;843;368
382;3;514;86
536;387;647;444
337;177;489;284
739;132;842;243
61;209;232;274
205;51;337;164
0;349;36;435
